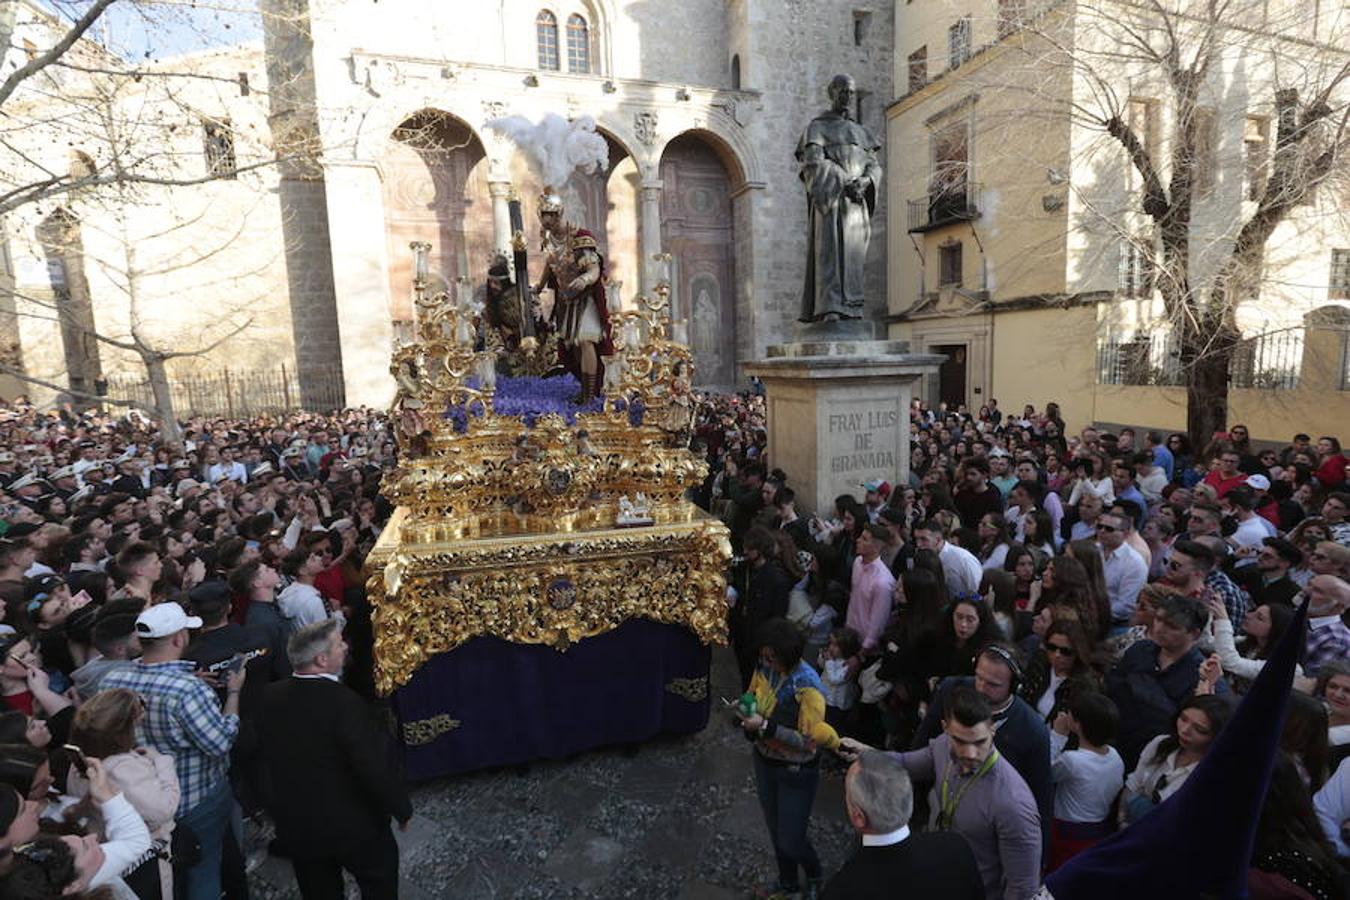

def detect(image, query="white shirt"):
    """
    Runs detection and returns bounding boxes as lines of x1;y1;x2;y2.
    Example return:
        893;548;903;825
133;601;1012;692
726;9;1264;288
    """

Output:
1036;671;1065;720
1230;514;1276;564
862;825;911;847
90;792;152;900
1049;731;1125;823
939;541;983;596
206;461;247;484
278;582;336;630
1100;541;1147;623
1123;733;1199;813
982;543;1010;571
1137;467;1168;503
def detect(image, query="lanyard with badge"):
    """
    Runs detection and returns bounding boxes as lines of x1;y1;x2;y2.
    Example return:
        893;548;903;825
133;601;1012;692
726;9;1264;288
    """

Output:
937;748;1000;830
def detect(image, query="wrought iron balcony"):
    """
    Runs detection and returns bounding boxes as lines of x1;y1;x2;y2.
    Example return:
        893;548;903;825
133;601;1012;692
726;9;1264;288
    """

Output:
907;182;982;233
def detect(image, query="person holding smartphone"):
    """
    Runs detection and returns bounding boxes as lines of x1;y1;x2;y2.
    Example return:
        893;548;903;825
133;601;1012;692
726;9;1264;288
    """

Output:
66;688;179;899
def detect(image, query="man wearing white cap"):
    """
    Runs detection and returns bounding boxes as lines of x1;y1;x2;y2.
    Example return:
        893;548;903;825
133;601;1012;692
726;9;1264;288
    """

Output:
48;466;80;501
0;451;19;489
103;603;246;900
7;473;43;510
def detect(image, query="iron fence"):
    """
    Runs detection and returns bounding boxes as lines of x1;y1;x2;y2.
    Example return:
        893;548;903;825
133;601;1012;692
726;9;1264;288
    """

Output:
1097;329;1303;390
1096;331;1184;387
1229;330;1303;390
104;364;346;417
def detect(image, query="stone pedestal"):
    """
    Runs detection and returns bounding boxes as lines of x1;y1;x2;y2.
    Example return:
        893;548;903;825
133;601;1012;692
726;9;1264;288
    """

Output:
746;341;944;516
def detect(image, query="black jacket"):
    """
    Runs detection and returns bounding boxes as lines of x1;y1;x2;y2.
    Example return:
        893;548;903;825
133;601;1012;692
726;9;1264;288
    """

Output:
260;676;412;857
822;831;984;900
739;559;794;637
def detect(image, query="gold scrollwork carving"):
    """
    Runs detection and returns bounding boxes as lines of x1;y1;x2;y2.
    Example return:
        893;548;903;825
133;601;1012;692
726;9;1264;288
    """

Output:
377;245;729;694
368;518;731;694
665;676;709;703
401;713;462;746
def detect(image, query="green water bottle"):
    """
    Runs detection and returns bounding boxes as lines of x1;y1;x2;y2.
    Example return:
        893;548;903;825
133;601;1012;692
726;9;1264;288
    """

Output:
738;692;757;719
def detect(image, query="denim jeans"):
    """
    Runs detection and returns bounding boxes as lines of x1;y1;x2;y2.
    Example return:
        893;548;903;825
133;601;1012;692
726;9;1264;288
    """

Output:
752;752;822;889
178;777;234;900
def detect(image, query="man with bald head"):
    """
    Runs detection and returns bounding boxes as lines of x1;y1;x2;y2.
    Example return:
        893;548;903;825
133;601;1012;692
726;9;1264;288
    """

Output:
1305;575;1350;676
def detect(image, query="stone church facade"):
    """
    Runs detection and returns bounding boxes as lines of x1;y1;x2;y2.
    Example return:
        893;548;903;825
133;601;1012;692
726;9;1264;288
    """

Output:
268;0;893;404
2;0;892;409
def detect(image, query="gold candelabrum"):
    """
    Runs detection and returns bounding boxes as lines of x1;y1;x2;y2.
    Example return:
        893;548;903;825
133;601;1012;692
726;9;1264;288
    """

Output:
370;240;729;694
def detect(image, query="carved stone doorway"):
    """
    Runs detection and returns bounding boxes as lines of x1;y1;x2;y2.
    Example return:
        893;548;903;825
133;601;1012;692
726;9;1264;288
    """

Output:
659;135;736;387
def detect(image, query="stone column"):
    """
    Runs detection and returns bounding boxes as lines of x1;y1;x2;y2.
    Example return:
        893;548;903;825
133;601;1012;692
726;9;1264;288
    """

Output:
322;160;396;406
639;179;664;300
488;179;513;261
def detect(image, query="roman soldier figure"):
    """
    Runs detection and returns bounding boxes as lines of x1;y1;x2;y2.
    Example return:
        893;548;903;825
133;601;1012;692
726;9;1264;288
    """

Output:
534;196;614;403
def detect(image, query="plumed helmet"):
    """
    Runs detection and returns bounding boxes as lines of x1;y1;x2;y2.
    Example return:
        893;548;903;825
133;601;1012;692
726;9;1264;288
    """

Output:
572;229;598;251
539;192;564;214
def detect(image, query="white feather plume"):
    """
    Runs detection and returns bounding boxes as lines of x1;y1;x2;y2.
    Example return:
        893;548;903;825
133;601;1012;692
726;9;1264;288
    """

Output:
486;113;610;189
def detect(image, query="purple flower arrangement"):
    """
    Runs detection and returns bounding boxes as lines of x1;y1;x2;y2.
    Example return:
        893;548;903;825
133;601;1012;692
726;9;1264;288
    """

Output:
444;375;612;430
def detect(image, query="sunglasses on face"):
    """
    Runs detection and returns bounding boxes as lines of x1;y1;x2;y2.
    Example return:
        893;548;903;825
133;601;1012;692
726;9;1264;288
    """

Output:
1045;643;1074;656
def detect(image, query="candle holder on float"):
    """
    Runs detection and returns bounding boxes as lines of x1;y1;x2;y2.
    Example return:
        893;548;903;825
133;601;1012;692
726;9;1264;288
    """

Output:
370;239;729;695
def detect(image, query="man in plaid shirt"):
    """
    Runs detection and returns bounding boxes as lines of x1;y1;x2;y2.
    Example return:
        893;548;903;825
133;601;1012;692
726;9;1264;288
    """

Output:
104;602;246;900
1305;575;1350;677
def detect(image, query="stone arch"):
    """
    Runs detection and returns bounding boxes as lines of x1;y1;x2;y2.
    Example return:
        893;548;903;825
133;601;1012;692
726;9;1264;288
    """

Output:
354;97;492;168
380;109;493;325
653;122;760;189
660;133;739;387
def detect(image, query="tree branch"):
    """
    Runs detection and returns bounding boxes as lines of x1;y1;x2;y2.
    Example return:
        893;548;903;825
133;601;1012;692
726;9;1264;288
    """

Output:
0;365;137;409
1105;115;1170;219
0;0;120;109
161;316;255;359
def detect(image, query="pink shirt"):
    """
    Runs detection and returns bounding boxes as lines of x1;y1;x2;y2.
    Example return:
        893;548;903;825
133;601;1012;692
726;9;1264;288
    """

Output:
847;556;896;651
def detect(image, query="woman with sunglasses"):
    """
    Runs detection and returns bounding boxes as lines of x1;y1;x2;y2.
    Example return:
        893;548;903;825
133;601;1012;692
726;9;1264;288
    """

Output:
1020;620;1100;722
0;756;151;900
1119;695;1232;827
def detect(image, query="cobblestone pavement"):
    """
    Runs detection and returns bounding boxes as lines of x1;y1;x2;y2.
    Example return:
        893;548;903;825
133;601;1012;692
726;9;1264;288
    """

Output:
249;646;856;899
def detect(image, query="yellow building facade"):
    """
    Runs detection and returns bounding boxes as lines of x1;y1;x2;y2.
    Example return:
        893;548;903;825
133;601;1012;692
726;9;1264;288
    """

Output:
885;0;1350;443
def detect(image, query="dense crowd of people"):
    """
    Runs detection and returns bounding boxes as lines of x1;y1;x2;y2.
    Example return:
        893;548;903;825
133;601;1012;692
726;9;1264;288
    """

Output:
0;386;1348;899
0;399;408;899
708;395;1350;900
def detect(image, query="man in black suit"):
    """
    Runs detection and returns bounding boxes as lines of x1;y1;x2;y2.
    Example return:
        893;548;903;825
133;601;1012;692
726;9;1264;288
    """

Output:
823;750;983;900
261;620;412;898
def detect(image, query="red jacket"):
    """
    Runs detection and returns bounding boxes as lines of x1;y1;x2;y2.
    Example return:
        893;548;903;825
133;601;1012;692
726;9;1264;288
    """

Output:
1202;470;1247;497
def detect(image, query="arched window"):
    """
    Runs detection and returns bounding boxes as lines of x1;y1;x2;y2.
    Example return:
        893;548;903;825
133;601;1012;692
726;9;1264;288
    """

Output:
731;54;741;89
566;14;590;73
536;10;560;71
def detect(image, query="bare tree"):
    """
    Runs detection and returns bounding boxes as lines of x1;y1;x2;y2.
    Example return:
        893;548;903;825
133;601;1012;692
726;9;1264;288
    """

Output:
1;0;320;430
911;0;1349;446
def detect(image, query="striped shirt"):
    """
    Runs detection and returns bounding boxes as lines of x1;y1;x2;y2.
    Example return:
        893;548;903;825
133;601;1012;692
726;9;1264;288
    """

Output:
102;660;239;814
1305;616;1350;678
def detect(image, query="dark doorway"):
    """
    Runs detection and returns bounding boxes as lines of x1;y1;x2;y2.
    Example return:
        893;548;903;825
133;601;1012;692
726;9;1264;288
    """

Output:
934;343;967;410
659;134;737;387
